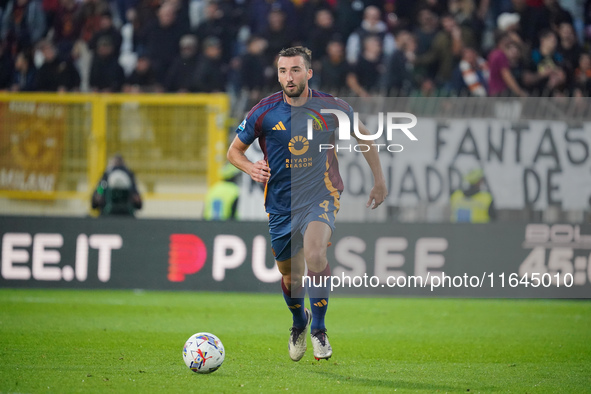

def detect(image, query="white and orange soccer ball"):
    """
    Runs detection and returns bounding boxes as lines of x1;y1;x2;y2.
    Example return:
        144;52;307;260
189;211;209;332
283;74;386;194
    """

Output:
182;332;225;374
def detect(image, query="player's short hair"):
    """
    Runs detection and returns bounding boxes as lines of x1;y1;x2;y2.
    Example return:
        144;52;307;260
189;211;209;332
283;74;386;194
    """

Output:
278;46;312;70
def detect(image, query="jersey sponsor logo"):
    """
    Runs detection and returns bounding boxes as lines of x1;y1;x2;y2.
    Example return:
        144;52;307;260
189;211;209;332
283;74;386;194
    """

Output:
272;121;287;131
288;136;309;155
285;157;312;168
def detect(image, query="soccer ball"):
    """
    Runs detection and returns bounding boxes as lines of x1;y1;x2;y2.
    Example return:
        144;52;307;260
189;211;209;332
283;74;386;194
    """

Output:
182;332;225;374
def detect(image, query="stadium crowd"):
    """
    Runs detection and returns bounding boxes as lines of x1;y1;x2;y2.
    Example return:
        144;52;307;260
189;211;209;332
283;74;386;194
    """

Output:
1;0;591;100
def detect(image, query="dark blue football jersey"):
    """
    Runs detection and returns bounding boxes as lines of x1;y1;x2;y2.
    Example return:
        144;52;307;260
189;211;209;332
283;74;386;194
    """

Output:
236;90;354;214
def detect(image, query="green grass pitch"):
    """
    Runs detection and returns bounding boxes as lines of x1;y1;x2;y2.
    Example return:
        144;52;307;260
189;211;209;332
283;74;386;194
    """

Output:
0;289;590;393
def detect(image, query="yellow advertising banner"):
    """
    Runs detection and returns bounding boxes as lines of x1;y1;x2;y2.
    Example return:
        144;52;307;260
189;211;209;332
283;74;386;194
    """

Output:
0;101;65;194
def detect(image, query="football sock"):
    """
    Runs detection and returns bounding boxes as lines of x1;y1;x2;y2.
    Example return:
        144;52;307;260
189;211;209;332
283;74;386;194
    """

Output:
307;264;331;331
281;280;307;329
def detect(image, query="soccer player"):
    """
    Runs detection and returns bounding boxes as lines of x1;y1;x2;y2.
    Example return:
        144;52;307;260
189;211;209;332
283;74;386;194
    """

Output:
227;46;387;361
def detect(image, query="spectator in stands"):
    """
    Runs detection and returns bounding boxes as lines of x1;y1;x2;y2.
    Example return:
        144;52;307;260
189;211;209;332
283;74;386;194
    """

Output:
164;34;200;92
91;153;143;217
557;21;581;79
412;78;443;98
420;0;448;16
514;0;572;48
496;12;521;40
88;10;123;58
525;29;567;96
306;8;338;64
42;0;60;30
122;54;159;92
1;0;11;15
541;0;574;33
118;7;138;76
487;31;527;97
52;0;81;60
247;0;297;36
1;0;47;53
237;35;269;101
113;0;137;25
296;0;334;40
508;0;544;47
34;39;80;91
77;0;110;44
166;0;191;32
193;35;226;92
346;34;384;97
414;7;439;53
412;7;440;83
318;38;349;95
74;0;110;90
218;0;248;35
11;50;36;91
133;0;166;43
192;0;234;63
261;8;297;65
383;30;419;96
448;0;486;48
488;0;512;22
574;52;591;96
414;13;477;89
450;46;489;96
334;0;369;40
450;168;496;223
585;1;591;49
89;36;125;92
140;1;188;84
0;40;15;90
203;162;240;221
346;5;395;65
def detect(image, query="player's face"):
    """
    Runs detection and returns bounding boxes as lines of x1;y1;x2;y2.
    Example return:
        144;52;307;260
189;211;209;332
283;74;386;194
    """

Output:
277;56;312;98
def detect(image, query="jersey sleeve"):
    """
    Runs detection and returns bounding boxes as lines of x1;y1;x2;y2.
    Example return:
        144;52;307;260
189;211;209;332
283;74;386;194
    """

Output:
332;97;355;135
339;98;355;123
235;112;258;145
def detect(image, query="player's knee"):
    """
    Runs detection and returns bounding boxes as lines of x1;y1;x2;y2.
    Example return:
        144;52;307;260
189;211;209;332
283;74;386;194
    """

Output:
304;248;327;271
283;273;302;291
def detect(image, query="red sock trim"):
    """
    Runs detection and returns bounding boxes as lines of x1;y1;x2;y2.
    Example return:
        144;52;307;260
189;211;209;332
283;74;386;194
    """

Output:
281;280;290;297
281;279;304;298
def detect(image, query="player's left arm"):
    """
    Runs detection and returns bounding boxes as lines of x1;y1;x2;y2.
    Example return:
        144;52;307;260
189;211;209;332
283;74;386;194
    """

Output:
354;120;388;209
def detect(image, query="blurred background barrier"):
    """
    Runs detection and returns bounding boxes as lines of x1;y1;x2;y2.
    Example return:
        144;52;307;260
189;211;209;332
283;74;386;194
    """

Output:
0;93;229;218
1;216;589;297
242;97;591;223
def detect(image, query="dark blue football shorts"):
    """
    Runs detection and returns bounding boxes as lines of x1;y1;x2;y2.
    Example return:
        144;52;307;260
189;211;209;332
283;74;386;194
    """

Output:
268;195;340;262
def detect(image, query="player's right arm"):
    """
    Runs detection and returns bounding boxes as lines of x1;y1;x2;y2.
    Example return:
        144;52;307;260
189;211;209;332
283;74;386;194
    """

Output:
227;136;270;184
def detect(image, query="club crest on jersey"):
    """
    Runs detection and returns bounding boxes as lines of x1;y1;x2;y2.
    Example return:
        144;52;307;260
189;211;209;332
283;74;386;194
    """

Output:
305;110;328;131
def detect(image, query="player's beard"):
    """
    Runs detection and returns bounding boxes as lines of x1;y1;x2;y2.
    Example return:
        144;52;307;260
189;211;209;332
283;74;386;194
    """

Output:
282;80;306;98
